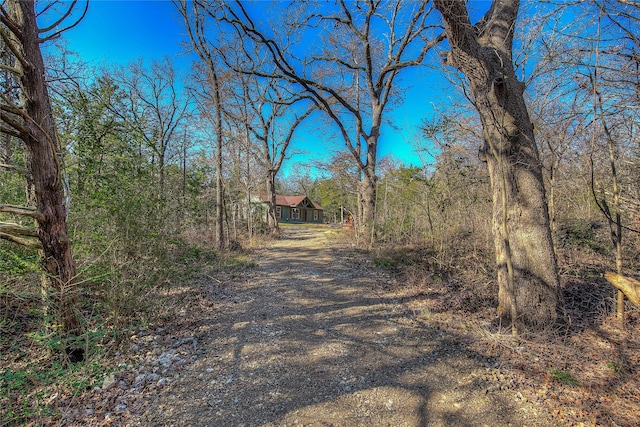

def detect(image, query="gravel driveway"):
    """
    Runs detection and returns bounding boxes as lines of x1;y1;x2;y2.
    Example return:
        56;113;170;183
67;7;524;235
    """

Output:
129;225;554;426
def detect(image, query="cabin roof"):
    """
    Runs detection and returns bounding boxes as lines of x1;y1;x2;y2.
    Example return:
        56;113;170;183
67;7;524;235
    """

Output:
258;194;323;210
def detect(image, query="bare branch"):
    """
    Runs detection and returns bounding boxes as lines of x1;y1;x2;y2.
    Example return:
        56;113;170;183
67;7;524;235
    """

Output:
0;232;42;249
39;0;90;42
0;62;23;75
0;103;30;137
0;222;39;237
0;26;29;68
0;163;28;174
0;125;23;139
273;104;316;172
0;204;46;222
39;0;78;32
0;2;23;37
0;98;61;177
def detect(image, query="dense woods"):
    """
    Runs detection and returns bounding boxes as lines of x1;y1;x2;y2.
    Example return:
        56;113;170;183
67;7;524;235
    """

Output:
1;0;639;425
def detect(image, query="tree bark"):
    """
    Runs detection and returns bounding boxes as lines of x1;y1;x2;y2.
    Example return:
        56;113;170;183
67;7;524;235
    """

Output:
266;169;279;233
4;0;82;335
212;69;225;250
434;0;559;329
360;159;377;247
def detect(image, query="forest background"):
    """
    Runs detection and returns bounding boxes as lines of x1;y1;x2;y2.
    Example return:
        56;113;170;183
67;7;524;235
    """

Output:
1;0;639;425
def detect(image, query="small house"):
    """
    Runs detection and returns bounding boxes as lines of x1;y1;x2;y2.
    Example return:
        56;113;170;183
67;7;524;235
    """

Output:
252;194;324;224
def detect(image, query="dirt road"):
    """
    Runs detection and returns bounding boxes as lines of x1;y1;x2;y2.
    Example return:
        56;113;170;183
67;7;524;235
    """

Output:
136;225;553;426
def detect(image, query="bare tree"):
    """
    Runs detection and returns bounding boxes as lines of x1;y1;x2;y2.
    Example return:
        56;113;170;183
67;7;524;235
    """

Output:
585;1;640;326
188;66;227;248
205;0;443;245
178;0;316;235
110;59;190;201
434;0;560;330
223;78;261;237
1;0;88;349
240;77;315;232
542;0;640;326
177;0;227;248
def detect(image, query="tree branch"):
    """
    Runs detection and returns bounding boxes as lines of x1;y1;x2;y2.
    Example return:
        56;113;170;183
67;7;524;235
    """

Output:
0;163;28;174
0;3;23;38
0;222;39;237
0;204;46;222
0;26;29;69
1;122;24;139
0;232;42;249
39;0;90;42
434;0;477;61
0;103;30;137
0;62;23;75
273;104;316;172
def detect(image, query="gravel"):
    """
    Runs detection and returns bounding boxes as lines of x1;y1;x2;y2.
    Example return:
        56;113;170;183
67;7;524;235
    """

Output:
62;225;556;426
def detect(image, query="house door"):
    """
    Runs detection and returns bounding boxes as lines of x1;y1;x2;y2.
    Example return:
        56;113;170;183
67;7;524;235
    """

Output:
301;209;307;222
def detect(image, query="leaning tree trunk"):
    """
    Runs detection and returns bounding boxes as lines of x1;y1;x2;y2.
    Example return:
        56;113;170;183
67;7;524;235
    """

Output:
435;0;559;330
6;1;82;335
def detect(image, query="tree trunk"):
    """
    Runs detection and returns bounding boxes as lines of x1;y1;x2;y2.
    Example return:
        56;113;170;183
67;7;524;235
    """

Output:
266;170;279;233
7;1;82;336
358;136;378;247
244;127;253;238
212;69;225;250
591;76;626;327
216;138;224;249
435;0;559;329
360;167;377;247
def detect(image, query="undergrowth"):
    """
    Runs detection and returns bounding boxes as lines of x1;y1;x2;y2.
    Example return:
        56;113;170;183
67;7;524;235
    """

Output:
373;228;640;427
0;228;256;426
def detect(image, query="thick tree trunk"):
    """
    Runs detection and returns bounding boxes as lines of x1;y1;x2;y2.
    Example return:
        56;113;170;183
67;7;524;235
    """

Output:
435;0;559;329
8;1;82;335
358;137;378;247
360;168;376;246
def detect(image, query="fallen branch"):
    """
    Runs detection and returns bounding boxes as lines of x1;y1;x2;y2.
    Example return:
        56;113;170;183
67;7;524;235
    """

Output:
605;272;640;307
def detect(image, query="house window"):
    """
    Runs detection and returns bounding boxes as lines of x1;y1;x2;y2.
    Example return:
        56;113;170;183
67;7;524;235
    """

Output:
276;206;282;218
292;208;300;219
313;210;318;221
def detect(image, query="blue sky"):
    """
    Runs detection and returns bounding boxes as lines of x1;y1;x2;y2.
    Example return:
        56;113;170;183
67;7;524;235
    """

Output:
62;0;187;66
59;0;451;173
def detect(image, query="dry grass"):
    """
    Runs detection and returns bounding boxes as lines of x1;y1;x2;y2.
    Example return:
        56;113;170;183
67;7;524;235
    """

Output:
381;240;640;427
0;225;260;426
